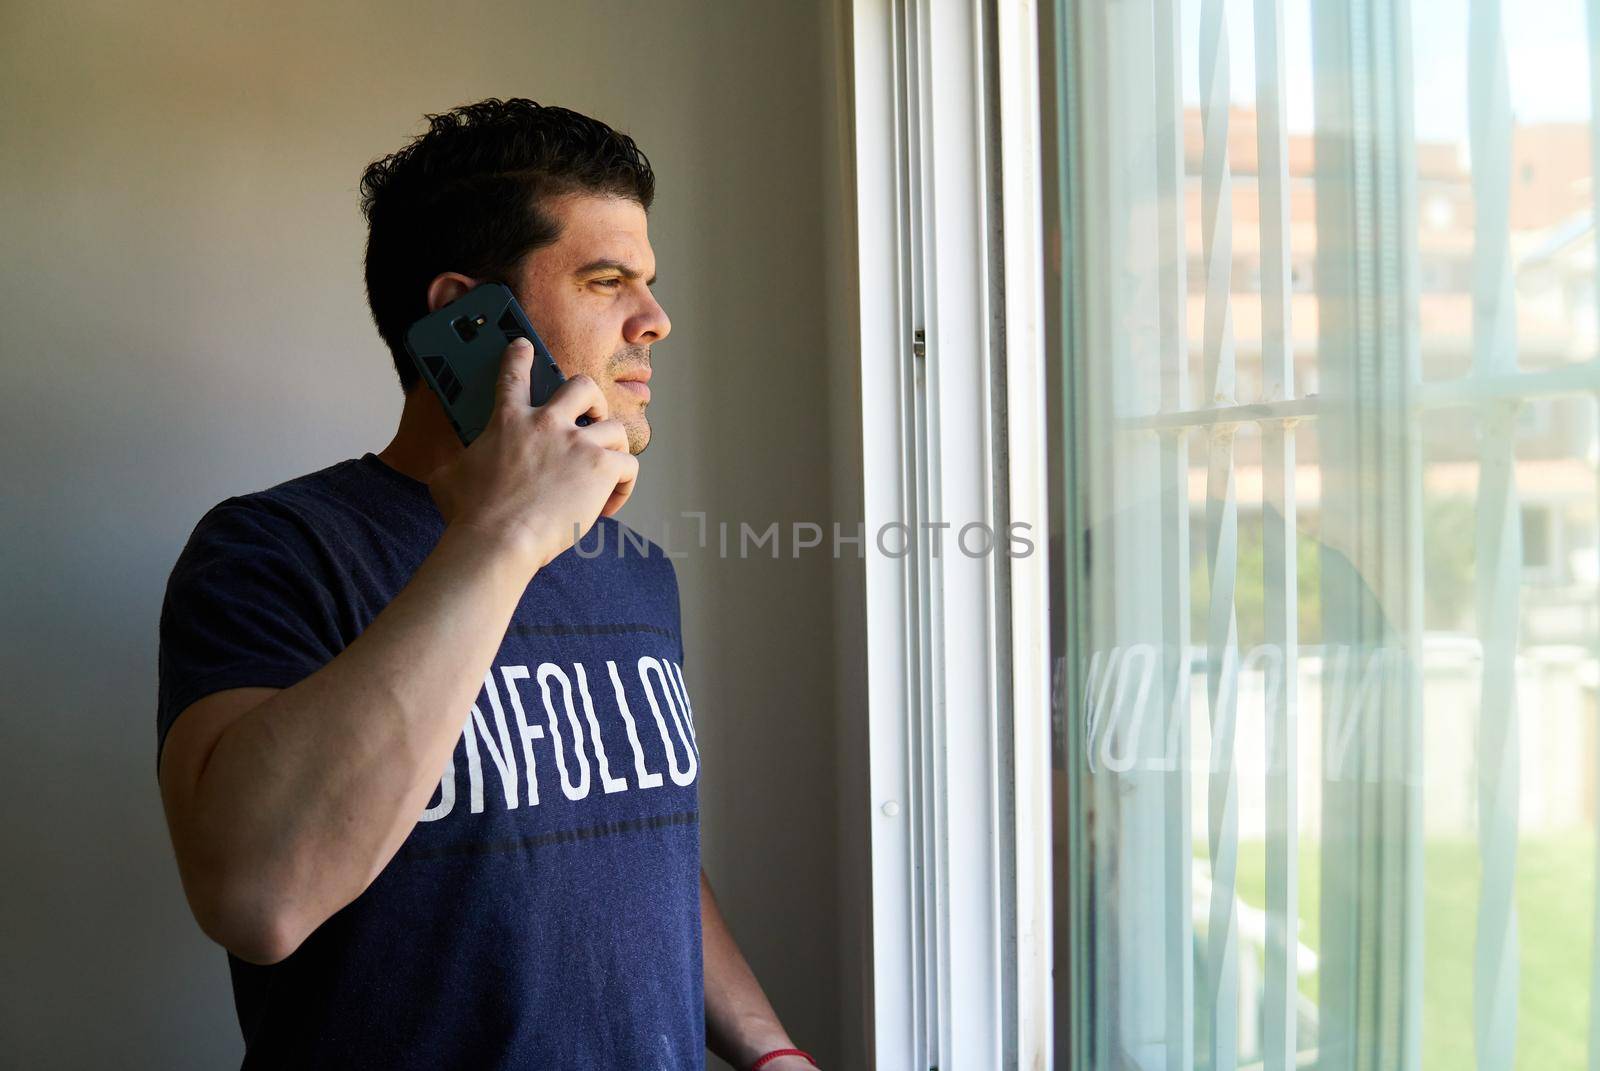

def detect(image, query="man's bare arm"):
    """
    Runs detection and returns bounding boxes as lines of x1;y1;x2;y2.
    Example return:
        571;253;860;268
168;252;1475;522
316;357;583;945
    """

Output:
158;340;638;965
161;523;536;964
701;868;817;1070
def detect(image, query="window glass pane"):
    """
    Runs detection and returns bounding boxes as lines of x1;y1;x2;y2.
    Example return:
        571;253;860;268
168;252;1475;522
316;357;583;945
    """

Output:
1044;1;1600;1068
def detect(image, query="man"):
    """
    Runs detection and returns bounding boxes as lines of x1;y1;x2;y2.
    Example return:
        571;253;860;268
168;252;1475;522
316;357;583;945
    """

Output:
155;98;818;1071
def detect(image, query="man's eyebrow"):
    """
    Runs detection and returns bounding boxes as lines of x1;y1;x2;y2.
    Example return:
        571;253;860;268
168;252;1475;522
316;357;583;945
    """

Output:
574;258;657;287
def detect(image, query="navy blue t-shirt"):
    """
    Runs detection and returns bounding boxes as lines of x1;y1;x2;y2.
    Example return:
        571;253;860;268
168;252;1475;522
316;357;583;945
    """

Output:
156;452;704;1070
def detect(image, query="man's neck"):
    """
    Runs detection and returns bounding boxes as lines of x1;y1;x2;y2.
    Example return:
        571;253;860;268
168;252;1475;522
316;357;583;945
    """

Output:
376;387;463;485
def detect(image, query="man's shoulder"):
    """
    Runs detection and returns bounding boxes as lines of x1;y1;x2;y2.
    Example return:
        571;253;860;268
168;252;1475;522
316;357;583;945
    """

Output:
233;457;364;510
180;459;365;562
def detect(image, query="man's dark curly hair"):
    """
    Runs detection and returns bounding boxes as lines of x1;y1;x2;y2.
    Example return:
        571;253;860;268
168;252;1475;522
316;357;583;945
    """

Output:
360;98;656;392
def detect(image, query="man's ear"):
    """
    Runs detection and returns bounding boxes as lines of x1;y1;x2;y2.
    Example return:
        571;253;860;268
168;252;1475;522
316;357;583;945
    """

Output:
424;272;479;314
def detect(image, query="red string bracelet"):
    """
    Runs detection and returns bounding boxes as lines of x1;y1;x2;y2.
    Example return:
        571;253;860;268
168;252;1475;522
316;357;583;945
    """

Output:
748;1048;818;1071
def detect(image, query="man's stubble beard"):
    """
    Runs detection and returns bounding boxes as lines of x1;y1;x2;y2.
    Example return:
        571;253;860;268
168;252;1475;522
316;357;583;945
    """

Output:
610;344;652;457
627;413;650;456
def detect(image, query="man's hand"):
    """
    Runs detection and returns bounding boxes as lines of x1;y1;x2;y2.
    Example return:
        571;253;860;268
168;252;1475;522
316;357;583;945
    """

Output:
428;336;639;577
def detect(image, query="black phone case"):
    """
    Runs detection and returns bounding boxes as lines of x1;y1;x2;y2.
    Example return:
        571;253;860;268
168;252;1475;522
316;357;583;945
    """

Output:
403;282;579;446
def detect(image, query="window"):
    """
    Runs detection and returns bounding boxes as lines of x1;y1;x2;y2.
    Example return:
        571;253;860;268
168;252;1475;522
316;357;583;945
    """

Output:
854;1;1600;1066
1044;2;1600;1071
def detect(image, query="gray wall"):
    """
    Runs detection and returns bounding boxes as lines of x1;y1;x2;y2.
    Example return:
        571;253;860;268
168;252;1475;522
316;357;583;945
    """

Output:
0;2;870;1067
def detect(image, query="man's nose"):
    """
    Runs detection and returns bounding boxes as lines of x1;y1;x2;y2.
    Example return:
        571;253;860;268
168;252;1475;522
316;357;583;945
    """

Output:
629;292;671;345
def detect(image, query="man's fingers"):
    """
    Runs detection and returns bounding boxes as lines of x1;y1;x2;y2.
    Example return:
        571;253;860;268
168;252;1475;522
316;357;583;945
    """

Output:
544;374;609;426
581;418;630;454
495;337;535;414
600;453;639;518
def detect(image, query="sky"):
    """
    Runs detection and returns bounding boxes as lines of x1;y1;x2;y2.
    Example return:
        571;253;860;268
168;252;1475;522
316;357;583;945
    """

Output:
1178;0;1592;143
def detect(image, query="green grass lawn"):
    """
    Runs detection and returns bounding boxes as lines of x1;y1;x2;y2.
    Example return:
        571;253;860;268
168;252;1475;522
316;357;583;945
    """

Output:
1229;834;1596;1069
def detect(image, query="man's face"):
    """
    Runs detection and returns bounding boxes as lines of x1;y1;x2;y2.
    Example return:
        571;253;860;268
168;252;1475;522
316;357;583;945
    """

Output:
511;192;670;455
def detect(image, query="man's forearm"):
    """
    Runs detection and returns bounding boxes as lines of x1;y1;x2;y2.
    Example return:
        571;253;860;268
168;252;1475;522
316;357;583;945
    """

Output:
176;523;535;961
701;868;815;1069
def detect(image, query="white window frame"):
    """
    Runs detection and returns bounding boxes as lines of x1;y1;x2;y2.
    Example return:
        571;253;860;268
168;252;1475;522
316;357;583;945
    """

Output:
851;1;1051;1068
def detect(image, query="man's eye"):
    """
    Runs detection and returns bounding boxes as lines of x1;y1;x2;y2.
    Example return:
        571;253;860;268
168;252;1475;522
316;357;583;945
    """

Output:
594;278;622;289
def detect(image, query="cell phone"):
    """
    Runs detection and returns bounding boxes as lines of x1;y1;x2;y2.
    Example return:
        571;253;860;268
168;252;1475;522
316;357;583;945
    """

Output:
403;282;588;446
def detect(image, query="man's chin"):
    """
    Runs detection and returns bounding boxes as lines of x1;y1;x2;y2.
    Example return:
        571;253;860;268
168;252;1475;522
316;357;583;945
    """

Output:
626;416;650;456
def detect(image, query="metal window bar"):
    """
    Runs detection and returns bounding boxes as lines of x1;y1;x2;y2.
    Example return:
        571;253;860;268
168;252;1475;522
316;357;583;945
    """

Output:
1197;0;1244;1066
1466;3;1522;1069
1152;0;1196;1067
1392;2;1427;1066
1590;3;1600;1068
1252;0;1300;1066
